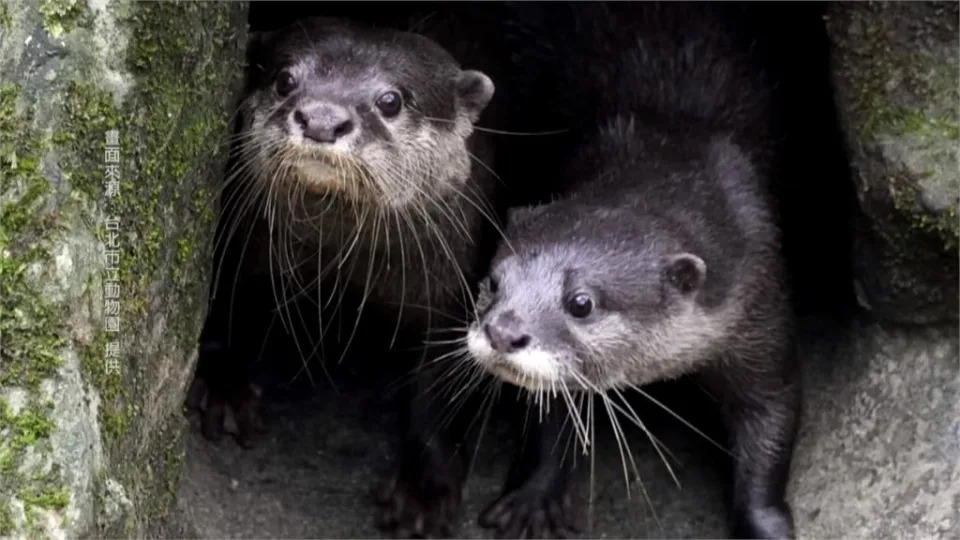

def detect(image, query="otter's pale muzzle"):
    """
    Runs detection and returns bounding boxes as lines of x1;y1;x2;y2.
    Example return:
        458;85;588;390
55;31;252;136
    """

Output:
292;102;356;145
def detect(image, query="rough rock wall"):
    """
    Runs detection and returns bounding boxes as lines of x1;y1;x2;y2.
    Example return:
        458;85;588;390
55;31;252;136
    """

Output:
789;319;959;538
793;3;960;535
0;0;247;537
826;1;959;324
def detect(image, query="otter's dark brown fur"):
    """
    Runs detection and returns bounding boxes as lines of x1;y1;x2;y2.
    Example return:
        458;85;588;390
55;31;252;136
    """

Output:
465;4;801;538
193;15;508;537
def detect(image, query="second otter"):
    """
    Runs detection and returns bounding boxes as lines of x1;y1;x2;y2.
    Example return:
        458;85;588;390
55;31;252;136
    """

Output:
465;4;801;539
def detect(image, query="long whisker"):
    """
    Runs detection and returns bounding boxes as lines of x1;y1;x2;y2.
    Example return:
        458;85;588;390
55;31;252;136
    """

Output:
422;115;569;136
587;391;596;535
610;387;682;488
629;383;731;456
602;391;662;530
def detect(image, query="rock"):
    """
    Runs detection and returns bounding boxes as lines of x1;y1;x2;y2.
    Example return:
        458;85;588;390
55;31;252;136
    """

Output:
789;317;959;538
825;2;959;324
0;0;247;537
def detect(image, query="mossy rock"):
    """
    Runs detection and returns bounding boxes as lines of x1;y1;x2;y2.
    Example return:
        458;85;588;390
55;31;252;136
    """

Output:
825;1;959;324
0;0;247;536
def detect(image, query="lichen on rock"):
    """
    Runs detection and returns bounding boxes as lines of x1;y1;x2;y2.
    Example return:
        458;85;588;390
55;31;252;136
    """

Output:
825;1;959;324
0;0;247;537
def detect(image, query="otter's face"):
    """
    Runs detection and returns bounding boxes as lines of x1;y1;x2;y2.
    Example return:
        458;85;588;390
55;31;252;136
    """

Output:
467;208;717;393
241;19;494;209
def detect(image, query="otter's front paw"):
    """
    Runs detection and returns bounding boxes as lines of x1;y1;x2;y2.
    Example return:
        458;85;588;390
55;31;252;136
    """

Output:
375;449;464;538
732;504;794;539
197;382;267;449
479;484;581;539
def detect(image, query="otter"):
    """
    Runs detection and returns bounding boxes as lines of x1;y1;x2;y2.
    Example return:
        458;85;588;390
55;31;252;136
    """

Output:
462;4;801;539
192;15;507;537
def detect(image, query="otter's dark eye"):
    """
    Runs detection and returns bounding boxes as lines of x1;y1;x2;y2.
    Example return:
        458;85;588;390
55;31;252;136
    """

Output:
488;277;499;294
566;293;593;319
375;91;402;117
276;70;297;97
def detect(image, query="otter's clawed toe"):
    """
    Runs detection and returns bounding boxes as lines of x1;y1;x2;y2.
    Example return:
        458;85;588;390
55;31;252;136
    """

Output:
375;470;461;538
479;486;581;539
230;385;267;449
733;504;794;539
199;393;226;442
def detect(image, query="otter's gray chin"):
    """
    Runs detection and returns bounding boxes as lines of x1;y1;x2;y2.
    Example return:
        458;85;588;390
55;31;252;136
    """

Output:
292;163;347;193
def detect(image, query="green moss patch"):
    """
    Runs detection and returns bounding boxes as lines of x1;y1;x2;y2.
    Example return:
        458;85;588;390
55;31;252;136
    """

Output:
0;81;69;528
831;5;959;141
827;3;959;257
888;173;959;253
19;472;70;510
18;467;71;536
0;502;13;536
39;0;89;38
0;1;12;32
0;398;69;532
4;405;55;450
0;83;65;388
78;331;129;443
55;81;134;450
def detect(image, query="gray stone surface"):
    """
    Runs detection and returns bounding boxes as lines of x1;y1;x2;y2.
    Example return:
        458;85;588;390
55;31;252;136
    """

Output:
178;380;730;539
790;317;959;538
825;1;960;324
177;315;960;538
0;0;246;537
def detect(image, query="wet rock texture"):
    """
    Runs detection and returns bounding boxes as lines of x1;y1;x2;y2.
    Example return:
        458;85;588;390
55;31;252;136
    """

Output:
826;1;959;324
0;0;246;537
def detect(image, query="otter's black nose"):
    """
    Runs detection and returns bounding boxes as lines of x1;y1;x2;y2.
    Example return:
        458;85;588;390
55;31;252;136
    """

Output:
294;105;355;144
484;322;530;354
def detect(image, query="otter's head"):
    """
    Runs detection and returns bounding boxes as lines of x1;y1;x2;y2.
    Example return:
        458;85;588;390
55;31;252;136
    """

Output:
467;204;721;393
240;17;494;209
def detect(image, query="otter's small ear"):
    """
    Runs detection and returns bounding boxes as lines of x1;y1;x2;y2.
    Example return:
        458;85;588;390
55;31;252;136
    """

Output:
664;253;706;295
245;31;266;59
707;135;755;186
456;70;495;122
245;30;272;75
506;204;548;227
505;206;528;225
